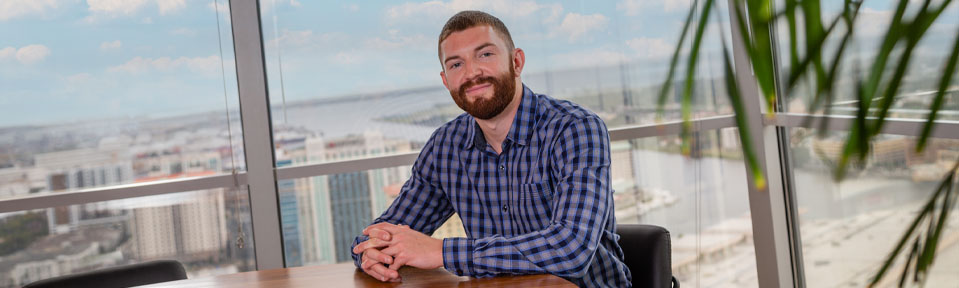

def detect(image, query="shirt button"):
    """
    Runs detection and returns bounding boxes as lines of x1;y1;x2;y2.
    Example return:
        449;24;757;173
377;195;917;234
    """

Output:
499;165;505;171
502;205;509;212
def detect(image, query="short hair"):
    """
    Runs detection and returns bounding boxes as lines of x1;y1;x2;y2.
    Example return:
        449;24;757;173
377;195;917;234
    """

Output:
437;11;515;65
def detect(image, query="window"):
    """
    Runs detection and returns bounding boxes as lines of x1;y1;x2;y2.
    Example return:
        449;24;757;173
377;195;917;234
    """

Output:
0;188;254;288
0;1;248;286
0;1;245;201
260;0;735;167
787;128;959;286
615;128;759;287
276;166;414;266
776;1;959;120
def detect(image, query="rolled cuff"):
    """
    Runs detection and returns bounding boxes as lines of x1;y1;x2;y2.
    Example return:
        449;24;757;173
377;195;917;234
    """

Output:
442;237;474;276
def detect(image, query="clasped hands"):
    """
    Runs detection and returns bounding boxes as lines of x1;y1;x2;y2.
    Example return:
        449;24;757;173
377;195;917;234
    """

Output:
352;223;444;282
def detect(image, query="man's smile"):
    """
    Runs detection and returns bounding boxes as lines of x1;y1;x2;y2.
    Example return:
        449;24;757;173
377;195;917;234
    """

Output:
465;83;492;96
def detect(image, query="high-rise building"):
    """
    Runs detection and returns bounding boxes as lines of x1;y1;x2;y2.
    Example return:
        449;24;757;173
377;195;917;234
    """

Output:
129;190;228;261
328;171;372;262
34;145;133;234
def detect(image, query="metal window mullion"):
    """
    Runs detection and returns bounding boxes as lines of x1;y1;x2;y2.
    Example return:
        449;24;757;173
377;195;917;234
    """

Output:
229;0;285;270
768;113;959;139
727;0;797;287
608;115;738;141
0;174;248;213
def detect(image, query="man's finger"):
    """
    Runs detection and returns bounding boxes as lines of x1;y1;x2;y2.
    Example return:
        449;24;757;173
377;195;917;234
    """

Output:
373;223;407;234
389;255;408;271
370;263;399;281
363;222;399;235
368;228;391;241
364;263;392;282
364;248;393;265
362;265;387;281
381;244;400;257
353;238;390;254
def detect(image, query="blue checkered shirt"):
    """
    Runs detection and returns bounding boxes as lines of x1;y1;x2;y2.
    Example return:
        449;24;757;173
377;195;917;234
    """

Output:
351;85;631;287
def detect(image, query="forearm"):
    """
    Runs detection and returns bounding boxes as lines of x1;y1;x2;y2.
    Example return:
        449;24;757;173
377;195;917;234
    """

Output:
442;221;604;278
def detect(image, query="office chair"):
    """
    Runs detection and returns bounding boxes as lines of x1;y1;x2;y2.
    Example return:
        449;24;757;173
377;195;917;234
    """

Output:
617;224;680;288
22;259;187;288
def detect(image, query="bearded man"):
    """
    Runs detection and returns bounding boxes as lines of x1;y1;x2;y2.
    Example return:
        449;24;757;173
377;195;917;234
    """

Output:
350;10;631;287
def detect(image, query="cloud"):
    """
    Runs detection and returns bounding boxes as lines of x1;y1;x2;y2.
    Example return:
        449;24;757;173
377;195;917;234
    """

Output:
626;37;674;59
331;51;362;65
207;1;229;20
0;47;15;60
156;0;185;15
269;29;348;51
85;0;185;21
258;0;300;13
207;1;228;12
10;45;51;64
555;13;608;42
108;55;222;76
549;49;628;68
100;40;123;50
364;30;431;51
66;73;95;84
856;8;893;38
87;0;149;16
344;3;359;12
170;27;197;36
617;0;690;15
385;0;554;23
0;0;59;21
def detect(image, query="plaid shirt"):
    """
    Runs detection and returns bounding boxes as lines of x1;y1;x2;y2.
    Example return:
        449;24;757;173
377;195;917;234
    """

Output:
352;85;631;287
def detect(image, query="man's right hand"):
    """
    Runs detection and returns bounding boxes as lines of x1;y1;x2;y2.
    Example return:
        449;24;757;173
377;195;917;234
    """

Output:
355;227;400;282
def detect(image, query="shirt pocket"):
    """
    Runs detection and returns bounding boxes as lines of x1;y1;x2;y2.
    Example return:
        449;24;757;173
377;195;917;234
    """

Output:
515;182;553;233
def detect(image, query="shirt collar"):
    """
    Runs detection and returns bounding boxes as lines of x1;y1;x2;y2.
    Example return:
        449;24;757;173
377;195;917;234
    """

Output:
464;84;537;150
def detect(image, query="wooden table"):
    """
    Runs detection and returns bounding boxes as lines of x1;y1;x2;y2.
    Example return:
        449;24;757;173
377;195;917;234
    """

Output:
141;263;576;287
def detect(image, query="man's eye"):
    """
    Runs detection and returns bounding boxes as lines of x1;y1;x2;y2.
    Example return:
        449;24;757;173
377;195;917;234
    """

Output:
449;63;462;69
480;52;493;57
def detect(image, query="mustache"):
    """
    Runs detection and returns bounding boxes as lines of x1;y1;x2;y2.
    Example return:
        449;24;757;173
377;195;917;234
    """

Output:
458;77;497;96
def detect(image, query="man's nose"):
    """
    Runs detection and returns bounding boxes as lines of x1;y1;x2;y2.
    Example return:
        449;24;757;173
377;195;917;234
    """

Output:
464;61;482;81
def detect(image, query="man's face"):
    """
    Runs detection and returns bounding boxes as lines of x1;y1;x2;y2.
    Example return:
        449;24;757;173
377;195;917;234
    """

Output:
439;26;517;120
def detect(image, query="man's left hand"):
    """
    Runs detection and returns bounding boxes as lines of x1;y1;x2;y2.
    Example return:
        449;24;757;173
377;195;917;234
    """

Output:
363;223;444;271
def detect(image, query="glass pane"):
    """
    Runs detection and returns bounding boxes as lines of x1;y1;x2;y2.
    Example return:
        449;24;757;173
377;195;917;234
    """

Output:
261;0;735;166
276;165;419;266
615;128;759;287
0;187;255;288
775;1;959;119
787;128;959;287
0;0;245;202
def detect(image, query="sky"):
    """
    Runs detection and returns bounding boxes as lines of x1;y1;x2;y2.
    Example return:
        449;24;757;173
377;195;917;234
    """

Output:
0;0;955;128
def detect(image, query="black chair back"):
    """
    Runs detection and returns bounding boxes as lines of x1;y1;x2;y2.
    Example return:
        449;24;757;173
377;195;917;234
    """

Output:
617;224;679;288
23;260;187;288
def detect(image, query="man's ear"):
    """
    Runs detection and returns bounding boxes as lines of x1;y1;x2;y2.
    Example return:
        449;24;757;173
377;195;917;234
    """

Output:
512;48;525;76
440;71;450;90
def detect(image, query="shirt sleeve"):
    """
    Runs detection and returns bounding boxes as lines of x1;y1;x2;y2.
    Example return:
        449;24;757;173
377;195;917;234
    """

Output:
442;116;613;279
351;134;455;268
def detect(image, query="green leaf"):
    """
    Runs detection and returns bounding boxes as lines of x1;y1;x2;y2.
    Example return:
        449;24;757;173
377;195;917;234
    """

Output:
898;238;920;288
915;162;958;282
860;0;910;107
657;0;700;120
871;0;951;136
917;29;959;152
745;0;778;113
722;47;767;190
868;165;955;286
680;0;715;155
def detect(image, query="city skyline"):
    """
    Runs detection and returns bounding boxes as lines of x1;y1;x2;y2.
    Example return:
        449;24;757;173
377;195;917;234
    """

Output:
1;0;941;128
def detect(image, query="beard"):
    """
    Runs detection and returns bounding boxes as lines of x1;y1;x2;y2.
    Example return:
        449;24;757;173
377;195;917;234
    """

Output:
450;64;517;120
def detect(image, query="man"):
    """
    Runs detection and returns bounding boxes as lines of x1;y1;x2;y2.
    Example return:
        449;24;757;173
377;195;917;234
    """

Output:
350;10;631;287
